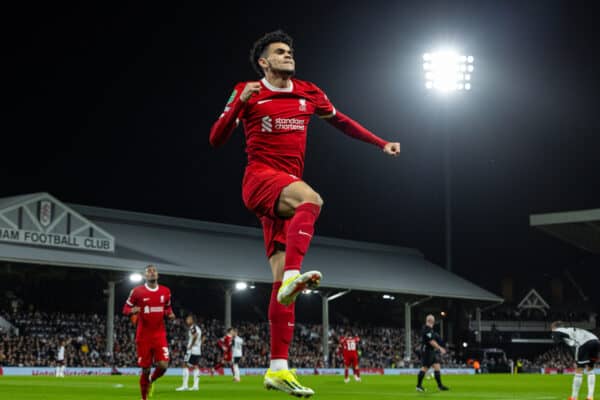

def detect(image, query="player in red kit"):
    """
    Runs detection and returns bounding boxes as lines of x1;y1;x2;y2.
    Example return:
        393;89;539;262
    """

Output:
122;265;175;400
209;30;400;397
213;328;234;376
339;332;361;383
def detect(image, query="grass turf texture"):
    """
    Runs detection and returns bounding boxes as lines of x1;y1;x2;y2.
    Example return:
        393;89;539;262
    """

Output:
0;374;575;399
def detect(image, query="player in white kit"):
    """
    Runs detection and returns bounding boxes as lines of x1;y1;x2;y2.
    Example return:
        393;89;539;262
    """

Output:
55;339;66;378
232;328;244;382
552;321;600;400
176;314;203;391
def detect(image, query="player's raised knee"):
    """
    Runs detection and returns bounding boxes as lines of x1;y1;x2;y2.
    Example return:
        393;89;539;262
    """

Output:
302;191;323;208
157;360;169;370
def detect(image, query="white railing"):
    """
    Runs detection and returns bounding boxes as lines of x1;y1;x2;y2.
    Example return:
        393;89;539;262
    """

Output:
469;320;594;332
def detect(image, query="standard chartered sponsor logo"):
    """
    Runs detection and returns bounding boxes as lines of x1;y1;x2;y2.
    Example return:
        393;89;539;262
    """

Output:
261;116;272;132
144;306;164;314
261;116;305;132
275;117;305;131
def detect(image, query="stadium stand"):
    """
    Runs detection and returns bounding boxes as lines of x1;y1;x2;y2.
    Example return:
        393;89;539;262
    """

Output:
0;310;465;369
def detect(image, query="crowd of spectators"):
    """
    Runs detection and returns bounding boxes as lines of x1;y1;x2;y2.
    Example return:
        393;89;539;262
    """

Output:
5;307;593;372
533;346;575;370
0;309;464;369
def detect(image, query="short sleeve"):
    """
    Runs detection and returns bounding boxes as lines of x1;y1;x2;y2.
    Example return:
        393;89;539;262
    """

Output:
125;288;138;307
422;327;433;342
166;288;172;307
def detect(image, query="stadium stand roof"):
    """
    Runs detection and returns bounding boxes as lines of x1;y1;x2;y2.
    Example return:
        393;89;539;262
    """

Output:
0;193;502;302
530;208;600;254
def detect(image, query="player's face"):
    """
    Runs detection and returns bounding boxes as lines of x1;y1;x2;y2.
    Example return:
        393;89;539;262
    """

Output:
186;316;193;326
261;42;295;75
426;315;435;327
145;266;158;283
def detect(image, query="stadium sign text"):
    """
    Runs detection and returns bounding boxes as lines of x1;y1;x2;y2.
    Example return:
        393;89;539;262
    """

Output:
0;193;115;253
0;228;113;252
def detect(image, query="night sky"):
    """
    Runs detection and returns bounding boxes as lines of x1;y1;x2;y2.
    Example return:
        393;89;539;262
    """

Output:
4;1;599;300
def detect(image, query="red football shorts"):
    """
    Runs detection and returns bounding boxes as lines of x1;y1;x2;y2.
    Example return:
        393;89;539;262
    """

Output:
242;163;301;257
344;354;359;368
136;336;169;368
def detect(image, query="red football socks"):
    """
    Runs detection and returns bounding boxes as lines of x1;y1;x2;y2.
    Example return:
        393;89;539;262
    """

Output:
269;281;295;359
140;370;150;400
284;202;321;271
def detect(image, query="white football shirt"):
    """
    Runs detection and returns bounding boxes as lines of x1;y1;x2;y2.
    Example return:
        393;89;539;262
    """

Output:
187;324;202;355
232;336;244;358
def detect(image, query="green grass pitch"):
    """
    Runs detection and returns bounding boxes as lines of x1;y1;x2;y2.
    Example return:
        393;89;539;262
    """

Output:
0;374;574;399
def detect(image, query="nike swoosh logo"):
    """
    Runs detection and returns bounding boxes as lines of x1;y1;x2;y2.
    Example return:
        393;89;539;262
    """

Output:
298;230;313;238
257;99;272;104
143;298;150;301
288;322;295;327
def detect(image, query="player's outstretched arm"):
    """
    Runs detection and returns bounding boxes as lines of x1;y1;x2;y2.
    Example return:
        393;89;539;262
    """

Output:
324;111;400;156
209;82;260;147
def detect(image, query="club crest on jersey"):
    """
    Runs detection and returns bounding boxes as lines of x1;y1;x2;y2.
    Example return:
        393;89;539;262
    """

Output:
299;98;307;112
39;200;52;227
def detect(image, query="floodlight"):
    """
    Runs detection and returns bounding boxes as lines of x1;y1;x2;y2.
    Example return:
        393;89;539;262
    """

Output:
423;50;474;93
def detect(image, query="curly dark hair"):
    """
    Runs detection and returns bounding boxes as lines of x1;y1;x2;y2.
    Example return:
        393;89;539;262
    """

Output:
249;30;293;76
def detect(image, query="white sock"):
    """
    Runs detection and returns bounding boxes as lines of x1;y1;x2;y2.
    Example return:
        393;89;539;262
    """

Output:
588;372;596;399
573;373;583;398
193;368;199;387
270;359;288;372
233;364;240;379
61;366;65;377
182;368;189;387
56;367;60;377
283;270;300;282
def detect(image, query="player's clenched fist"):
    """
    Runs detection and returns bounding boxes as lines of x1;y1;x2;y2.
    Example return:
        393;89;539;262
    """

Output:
240;82;261;102
383;142;400;156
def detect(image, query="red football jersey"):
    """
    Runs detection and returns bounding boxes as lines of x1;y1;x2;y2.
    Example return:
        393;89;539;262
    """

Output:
124;284;172;341
340;336;360;356
220;78;335;178
218;334;233;360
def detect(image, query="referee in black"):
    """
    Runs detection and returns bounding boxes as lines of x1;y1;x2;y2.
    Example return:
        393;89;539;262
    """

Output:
416;314;449;392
